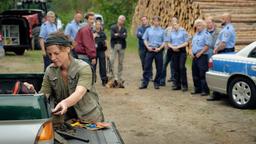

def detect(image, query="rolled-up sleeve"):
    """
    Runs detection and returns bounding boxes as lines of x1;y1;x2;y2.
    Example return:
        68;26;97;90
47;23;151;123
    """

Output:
39;25;47;40
39;74;52;98
77;65;92;89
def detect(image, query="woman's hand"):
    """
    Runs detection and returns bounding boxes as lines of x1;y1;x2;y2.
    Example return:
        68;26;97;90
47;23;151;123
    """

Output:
52;100;68;115
23;82;36;93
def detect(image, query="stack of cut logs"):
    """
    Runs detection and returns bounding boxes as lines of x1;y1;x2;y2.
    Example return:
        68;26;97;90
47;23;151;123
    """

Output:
132;0;256;50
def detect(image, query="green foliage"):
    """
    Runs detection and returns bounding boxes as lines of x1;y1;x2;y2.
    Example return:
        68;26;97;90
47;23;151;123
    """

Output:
0;0;14;12
90;0;137;29
49;0;137;28
50;0;92;25
0;0;138;30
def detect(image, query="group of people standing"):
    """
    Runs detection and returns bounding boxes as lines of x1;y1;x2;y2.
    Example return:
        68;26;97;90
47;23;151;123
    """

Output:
39;10;128;87
136;13;236;100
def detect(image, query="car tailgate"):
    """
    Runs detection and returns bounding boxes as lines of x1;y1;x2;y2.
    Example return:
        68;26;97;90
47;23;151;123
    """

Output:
67;122;124;144
0;119;48;144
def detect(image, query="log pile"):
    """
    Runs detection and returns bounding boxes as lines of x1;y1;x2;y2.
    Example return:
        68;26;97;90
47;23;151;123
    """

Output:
132;0;256;50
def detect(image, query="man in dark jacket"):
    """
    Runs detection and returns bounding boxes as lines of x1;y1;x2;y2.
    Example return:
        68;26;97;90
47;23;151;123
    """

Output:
93;20;108;86
109;15;127;84
136;16;151;80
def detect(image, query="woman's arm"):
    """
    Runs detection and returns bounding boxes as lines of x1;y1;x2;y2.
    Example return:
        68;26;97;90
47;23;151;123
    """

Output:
52;85;87;115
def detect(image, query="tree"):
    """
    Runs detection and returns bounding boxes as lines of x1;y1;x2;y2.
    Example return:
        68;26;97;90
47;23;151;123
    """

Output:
91;0;137;28
0;0;15;12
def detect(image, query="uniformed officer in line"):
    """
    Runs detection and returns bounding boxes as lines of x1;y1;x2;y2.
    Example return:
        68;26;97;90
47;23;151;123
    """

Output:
64;10;84;58
190;19;212;96
213;13;236;54
39;11;58;71
136;16;151;81
205;16;220;59
65;11;84;41
166;21;189;91
159;17;177;86
139;16;165;89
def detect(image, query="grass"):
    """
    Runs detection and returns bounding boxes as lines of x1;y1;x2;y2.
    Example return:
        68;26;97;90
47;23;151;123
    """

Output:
105;30;138;53
105;30;193;67
0;32;192;73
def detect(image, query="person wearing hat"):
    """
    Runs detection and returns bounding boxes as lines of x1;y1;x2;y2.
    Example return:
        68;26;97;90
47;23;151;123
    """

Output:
38;31;104;122
139;16;165;90
39;11;58;71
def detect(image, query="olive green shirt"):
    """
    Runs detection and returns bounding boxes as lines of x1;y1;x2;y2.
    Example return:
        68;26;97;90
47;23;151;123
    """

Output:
40;57;101;121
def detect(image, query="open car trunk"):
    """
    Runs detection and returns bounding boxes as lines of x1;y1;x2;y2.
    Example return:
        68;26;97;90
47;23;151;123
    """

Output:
0;73;124;144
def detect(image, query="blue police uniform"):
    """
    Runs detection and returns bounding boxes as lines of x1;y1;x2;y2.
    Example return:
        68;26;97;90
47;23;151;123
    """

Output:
136;25;151;78
167;28;189;90
159;28;175;86
64;20;83;41
215;23;236;53
39;21;58;71
141;26;164;88
191;29;212;94
39;21;58;41
64;20;83;58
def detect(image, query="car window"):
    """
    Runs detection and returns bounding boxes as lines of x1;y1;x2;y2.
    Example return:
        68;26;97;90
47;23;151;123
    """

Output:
248;47;256;58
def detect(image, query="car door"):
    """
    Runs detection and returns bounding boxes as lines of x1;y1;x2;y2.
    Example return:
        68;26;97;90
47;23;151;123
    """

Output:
247;47;256;76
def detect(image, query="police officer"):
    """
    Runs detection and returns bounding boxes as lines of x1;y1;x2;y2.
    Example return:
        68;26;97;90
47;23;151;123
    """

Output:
64;11;83;42
167;21;189;91
190;19;212;96
139;16;165;89
208;13;236;100
64;10;84;58
136;16;151;80
159;17;177;86
214;13;236;54
39;11;58;71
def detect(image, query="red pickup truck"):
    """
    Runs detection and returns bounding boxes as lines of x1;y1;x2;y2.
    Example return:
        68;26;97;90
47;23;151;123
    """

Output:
0;9;44;55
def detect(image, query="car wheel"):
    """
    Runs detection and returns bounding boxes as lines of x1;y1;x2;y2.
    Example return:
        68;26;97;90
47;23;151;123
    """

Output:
228;77;256;109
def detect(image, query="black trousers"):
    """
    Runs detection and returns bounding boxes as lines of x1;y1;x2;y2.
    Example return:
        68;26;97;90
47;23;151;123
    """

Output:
142;50;163;86
96;50;108;82
192;55;209;93
172;50;188;88
160;49;175;84
139;45;153;79
43;55;51;71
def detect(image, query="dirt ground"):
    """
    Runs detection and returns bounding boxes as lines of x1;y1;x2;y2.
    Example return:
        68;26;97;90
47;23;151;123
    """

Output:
1;51;256;144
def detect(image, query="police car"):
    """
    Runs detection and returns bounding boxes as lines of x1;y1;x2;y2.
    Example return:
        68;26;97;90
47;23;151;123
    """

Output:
206;41;256;109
